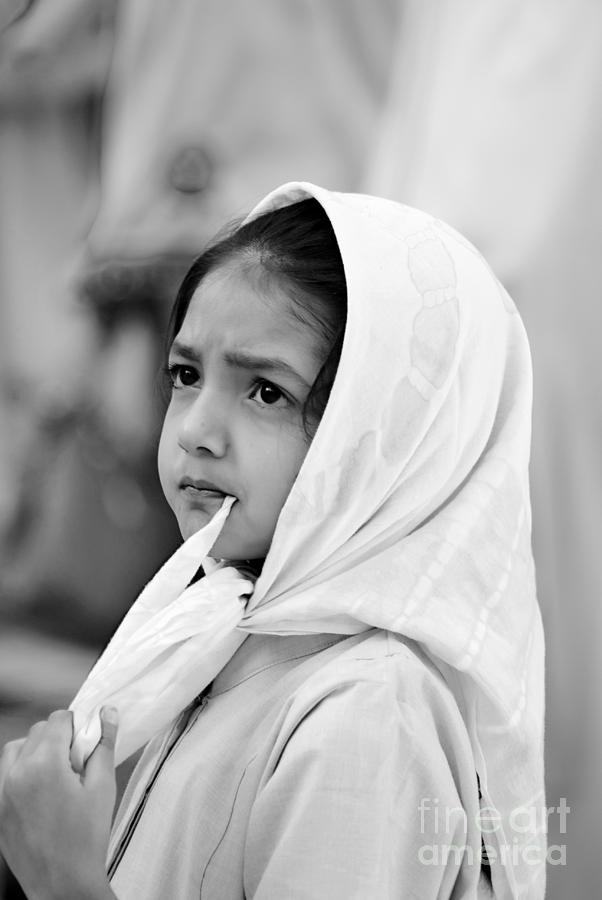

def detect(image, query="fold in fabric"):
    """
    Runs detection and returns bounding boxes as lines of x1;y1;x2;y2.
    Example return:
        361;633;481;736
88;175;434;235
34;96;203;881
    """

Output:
69;497;253;771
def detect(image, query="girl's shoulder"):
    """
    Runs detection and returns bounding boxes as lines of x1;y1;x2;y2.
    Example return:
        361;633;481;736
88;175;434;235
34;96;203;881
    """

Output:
268;629;474;780
293;628;461;718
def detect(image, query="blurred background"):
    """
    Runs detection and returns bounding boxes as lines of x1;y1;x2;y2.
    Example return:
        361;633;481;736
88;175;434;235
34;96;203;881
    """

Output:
0;1;599;897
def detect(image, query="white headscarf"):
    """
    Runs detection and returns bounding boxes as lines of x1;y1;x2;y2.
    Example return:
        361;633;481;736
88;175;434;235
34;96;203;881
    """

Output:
71;182;545;899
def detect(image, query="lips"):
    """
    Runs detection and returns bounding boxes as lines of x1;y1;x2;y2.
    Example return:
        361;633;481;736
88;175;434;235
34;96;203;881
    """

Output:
179;477;233;498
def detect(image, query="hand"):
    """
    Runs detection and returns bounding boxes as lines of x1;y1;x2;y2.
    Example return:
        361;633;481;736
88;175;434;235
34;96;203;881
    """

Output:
0;707;119;900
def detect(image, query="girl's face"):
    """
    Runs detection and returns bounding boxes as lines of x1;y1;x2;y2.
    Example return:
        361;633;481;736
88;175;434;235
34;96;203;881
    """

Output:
158;261;324;561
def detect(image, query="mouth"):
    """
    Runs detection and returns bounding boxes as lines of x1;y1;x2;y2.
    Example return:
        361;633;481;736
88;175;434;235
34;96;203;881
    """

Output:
179;477;234;500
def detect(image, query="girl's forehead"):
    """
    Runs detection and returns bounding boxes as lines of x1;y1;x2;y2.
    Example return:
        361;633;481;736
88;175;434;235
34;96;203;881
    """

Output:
181;265;301;344
174;266;322;384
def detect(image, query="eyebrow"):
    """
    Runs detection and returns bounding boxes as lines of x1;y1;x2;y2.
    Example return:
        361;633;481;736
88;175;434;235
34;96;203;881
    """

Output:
170;341;312;389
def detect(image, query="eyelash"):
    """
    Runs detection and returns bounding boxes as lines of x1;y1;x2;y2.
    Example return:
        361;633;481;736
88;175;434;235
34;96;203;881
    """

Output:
165;363;197;389
165;364;291;409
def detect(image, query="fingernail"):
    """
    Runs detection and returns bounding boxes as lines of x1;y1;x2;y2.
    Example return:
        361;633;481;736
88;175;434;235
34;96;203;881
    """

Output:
102;706;118;725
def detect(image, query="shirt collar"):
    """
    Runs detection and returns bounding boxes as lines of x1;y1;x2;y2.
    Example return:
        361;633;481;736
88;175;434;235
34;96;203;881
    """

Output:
209;631;345;695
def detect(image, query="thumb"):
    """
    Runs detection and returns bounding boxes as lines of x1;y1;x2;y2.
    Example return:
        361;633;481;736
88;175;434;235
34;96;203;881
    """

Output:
84;706;118;788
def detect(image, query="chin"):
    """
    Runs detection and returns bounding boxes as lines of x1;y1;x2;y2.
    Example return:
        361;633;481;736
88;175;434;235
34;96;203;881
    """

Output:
176;509;212;541
210;535;253;562
174;514;243;558
209;528;271;563
173;502;271;561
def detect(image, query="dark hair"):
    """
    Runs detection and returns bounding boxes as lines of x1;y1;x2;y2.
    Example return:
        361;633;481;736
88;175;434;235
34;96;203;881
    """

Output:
164;198;347;439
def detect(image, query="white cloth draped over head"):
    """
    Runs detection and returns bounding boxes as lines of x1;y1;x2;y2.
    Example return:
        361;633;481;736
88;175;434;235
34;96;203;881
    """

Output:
70;182;545;899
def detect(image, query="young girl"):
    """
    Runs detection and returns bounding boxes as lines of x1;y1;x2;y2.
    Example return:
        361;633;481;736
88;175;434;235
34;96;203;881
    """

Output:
0;183;546;899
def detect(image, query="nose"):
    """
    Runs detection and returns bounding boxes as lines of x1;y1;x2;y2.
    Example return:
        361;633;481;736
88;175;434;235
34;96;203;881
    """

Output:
176;389;229;457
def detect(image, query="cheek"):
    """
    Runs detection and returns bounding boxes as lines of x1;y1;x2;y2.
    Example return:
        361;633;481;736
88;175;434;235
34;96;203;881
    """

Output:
258;429;310;508
157;417;175;500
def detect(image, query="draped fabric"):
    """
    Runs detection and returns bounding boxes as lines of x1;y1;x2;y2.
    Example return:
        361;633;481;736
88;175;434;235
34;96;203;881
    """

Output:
72;182;545;899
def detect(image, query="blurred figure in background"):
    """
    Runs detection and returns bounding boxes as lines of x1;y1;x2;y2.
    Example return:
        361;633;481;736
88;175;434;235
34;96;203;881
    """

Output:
0;4;114;678
0;7;114;891
365;2;602;896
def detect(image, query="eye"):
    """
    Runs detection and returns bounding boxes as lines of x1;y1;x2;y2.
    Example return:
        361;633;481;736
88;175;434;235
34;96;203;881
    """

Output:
249;379;288;407
167;363;199;388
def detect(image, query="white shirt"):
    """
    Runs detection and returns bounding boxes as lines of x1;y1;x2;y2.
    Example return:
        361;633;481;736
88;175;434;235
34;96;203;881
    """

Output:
108;630;492;899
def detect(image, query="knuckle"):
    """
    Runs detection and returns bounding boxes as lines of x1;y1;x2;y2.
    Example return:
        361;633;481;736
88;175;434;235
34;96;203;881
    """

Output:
27;720;46;738
0;738;23;770
1;738;19;757
6;753;49;795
